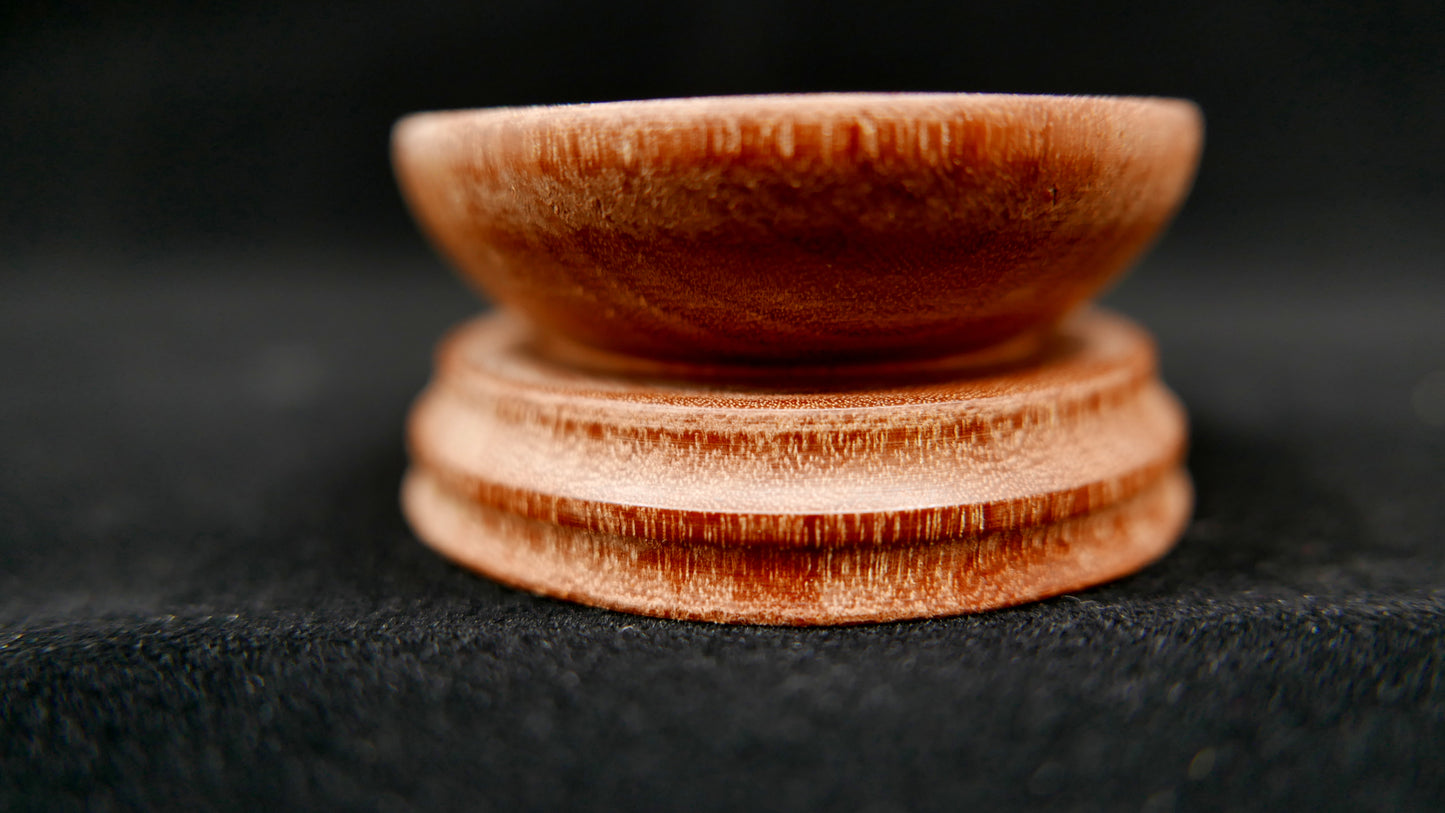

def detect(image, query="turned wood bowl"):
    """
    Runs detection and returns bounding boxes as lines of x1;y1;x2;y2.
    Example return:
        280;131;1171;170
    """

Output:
393;93;1202;364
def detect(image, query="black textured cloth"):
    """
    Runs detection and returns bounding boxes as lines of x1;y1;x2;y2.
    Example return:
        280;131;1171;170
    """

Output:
2;240;1443;812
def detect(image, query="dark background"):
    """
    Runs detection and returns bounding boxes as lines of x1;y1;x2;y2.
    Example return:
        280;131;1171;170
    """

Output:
3;2;1443;811
4;0;1443;255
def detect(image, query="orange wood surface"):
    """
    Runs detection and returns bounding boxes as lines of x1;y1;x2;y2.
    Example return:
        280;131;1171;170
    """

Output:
393;94;1201;364
393;93;1201;624
402;310;1191;624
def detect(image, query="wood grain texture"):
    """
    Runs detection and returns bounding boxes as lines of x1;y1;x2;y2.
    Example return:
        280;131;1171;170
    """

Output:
403;467;1190;625
402;309;1191;624
393;93;1202;364
394;93;1200;623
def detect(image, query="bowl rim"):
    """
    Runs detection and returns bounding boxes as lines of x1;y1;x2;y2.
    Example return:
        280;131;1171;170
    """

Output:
393;91;1201;132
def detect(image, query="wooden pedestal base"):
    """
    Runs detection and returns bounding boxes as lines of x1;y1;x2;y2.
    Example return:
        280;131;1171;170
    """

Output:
402;309;1191;625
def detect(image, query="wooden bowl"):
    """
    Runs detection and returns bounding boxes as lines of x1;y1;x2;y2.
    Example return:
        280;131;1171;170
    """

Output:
393;93;1202;363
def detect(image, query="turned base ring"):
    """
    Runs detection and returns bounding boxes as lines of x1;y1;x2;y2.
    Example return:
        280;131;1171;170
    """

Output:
402;309;1191;625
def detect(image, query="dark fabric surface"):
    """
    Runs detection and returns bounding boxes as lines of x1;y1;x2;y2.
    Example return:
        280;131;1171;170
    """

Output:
2;239;1443;812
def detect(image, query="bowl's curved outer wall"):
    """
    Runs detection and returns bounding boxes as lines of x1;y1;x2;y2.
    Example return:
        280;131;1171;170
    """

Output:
394;94;1202;363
